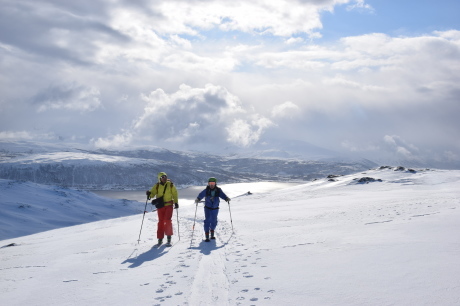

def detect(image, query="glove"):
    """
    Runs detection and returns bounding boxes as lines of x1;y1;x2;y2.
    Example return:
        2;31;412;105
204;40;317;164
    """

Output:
225;197;231;203
195;198;200;205
146;190;151;199
174;203;179;209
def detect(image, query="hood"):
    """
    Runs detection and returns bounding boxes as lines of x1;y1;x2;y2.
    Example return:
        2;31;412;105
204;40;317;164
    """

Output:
157;172;167;182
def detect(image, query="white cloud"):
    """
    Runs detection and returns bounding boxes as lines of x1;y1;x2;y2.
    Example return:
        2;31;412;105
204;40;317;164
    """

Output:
285;37;305;45
91;131;133;149
384;135;420;159
346;0;374;13
271;101;300;118
226;115;273;147
98;84;272;149
169;35;192;49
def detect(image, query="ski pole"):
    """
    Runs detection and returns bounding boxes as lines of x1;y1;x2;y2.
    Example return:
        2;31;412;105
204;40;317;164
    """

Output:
190;201;198;247
137;196;149;244
227;199;234;232
176;206;180;241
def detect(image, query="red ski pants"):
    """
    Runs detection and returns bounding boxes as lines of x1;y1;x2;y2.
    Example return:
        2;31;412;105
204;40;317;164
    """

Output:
156;205;173;239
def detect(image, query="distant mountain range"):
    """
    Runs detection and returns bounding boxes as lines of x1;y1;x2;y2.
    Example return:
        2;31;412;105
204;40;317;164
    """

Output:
0;140;378;189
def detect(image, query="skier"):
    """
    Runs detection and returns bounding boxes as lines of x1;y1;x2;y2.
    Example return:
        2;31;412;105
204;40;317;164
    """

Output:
195;177;230;242
146;172;179;246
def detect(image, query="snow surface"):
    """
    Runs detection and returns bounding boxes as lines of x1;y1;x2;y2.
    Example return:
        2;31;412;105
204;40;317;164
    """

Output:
1;168;460;305
0;180;141;240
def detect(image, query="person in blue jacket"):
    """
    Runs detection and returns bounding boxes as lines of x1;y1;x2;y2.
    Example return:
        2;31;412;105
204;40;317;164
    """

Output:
195;177;230;242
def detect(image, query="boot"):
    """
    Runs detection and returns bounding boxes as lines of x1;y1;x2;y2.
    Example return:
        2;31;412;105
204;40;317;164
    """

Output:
205;232;210;242
157;239;163;246
210;230;215;240
166;236;172;246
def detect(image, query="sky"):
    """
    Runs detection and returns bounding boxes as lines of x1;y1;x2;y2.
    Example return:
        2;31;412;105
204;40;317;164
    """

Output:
1;0;459;164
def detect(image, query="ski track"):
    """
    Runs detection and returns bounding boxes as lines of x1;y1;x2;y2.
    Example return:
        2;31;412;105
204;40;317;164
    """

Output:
130;215;276;305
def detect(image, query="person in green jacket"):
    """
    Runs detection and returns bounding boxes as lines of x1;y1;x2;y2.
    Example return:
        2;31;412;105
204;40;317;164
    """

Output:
146;172;179;246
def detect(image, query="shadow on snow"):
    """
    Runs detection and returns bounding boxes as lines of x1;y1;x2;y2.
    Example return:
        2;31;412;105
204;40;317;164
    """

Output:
121;245;171;268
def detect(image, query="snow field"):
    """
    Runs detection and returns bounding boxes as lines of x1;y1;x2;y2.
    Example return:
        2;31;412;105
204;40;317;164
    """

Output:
1;168;460;305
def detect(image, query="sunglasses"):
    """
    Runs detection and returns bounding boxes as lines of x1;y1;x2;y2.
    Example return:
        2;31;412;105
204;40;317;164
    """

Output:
208;182;216;186
161;175;167;179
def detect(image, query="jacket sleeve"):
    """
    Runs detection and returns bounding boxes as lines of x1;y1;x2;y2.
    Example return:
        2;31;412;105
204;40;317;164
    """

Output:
172;184;179;204
148;184;158;199
197;189;206;200
219;189;228;200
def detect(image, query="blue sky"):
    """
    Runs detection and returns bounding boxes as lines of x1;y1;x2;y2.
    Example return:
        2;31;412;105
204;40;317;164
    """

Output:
0;0;459;166
322;0;460;39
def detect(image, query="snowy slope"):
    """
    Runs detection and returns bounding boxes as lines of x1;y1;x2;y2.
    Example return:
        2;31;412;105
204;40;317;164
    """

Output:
0;179;141;240
1;168;460;305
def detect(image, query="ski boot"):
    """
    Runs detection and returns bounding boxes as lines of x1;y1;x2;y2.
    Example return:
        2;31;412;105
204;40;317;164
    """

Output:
155;239;163;247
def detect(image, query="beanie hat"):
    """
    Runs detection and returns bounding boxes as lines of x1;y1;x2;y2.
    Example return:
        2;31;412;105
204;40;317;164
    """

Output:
208;177;217;183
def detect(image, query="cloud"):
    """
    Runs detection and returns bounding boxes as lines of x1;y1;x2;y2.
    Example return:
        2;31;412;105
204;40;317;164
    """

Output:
271;101;300;118
0;131;33;140
91;131;133;149
127;0;338;37
93;84;273;148
285;37;305;45
1;1;459;166
32;83;102;113
0;131;55;141
346;0;374;13
226;115;273;147
382;135;420;159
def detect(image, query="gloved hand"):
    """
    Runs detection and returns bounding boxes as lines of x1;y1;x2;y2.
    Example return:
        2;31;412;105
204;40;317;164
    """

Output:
146;190;151;199
174;203;179;209
225;197;231;203
195;198;200;205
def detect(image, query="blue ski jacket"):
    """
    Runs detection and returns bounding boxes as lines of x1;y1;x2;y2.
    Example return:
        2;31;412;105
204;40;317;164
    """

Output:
197;186;228;209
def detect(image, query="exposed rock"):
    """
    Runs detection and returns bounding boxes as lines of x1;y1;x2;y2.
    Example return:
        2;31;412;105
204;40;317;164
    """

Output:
354;177;383;184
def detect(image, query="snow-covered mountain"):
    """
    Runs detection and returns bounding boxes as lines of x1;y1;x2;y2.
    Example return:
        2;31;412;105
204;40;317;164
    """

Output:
0;140;377;189
1;167;459;305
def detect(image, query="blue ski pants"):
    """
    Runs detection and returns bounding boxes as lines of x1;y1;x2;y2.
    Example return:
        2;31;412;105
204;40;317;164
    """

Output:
203;207;219;233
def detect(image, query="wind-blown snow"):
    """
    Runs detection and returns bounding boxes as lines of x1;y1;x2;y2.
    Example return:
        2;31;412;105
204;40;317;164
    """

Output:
1;168;460;305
